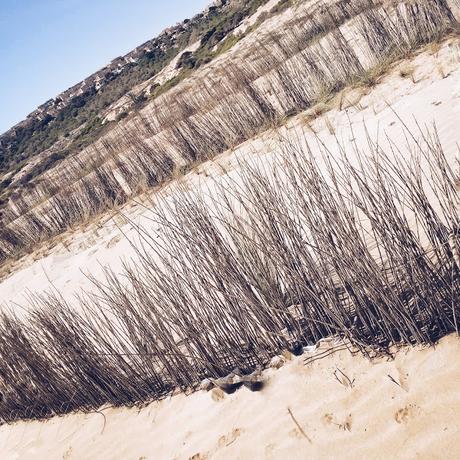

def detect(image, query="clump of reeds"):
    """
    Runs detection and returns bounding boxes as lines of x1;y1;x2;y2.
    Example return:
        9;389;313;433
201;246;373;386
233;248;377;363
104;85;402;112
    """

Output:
0;0;458;264
0;122;458;424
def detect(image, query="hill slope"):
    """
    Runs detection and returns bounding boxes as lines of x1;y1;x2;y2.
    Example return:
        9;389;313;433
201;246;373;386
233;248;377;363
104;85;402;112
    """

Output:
0;0;458;267
0;0;273;191
0;0;458;447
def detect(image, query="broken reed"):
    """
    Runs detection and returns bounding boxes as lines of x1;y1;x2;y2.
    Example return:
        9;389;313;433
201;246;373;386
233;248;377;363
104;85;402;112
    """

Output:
0;124;458;424
0;0;458;263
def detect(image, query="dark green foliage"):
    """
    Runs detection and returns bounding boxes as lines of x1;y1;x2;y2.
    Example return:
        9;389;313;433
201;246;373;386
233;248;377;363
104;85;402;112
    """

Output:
176;51;197;70
269;0;293;15
191;0;266;69
151;69;192;99
116;111;129;122
0;177;12;194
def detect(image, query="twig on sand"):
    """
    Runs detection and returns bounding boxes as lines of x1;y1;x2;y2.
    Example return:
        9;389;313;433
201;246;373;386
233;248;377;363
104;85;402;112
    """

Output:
334;367;355;388
95;410;107;435
304;345;349;366
387;374;407;392
287;407;312;443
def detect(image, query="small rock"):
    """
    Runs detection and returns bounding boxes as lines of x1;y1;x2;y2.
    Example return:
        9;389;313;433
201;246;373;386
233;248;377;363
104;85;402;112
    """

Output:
303;345;317;354
269;355;286;369
241;368;264;391
289;341;304;356
211;387;225;401
199;378;214;391
211;372;243;394
171;387;182;396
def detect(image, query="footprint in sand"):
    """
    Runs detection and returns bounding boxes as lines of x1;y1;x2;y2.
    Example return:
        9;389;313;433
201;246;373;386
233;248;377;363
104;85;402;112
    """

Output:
322;413;353;431
394;405;417;424
218;428;242;448
395;365;410;392
188;453;208;460
62;446;73;460
265;443;275;456
289;427;304;439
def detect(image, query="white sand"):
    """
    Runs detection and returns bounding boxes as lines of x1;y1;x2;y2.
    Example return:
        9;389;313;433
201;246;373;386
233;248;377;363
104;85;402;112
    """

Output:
1;334;459;459
233;0;282;36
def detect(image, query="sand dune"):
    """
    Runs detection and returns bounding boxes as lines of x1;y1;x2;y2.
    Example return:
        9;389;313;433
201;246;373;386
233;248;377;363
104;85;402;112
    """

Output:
1;37;459;311
1;335;459;459
0;16;459;460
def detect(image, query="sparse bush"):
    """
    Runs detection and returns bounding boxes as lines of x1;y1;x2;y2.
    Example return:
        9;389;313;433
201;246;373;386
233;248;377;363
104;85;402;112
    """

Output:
176;51;197;70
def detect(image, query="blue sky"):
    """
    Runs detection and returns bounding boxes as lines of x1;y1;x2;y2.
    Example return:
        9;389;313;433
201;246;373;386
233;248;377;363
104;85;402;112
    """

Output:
0;0;209;134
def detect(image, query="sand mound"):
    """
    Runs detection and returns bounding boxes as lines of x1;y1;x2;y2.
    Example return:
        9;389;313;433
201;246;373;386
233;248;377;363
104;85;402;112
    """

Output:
1;335;459;459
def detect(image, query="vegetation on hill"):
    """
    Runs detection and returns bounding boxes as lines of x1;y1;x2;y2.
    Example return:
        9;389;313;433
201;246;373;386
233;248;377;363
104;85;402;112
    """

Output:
0;126;458;423
0;0;457;265
0;0;269;183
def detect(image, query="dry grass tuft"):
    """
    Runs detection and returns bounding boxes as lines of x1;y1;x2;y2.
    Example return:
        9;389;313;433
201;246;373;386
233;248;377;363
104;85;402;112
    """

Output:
0;122;458;424
0;0;458;266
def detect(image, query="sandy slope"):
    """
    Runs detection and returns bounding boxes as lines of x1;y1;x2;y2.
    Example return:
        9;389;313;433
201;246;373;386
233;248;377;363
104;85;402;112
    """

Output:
0;31;459;460
1;334;459;460
0;37;459;311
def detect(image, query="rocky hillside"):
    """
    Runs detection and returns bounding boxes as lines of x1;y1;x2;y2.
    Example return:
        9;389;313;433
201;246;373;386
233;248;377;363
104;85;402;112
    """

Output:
0;0;274;189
